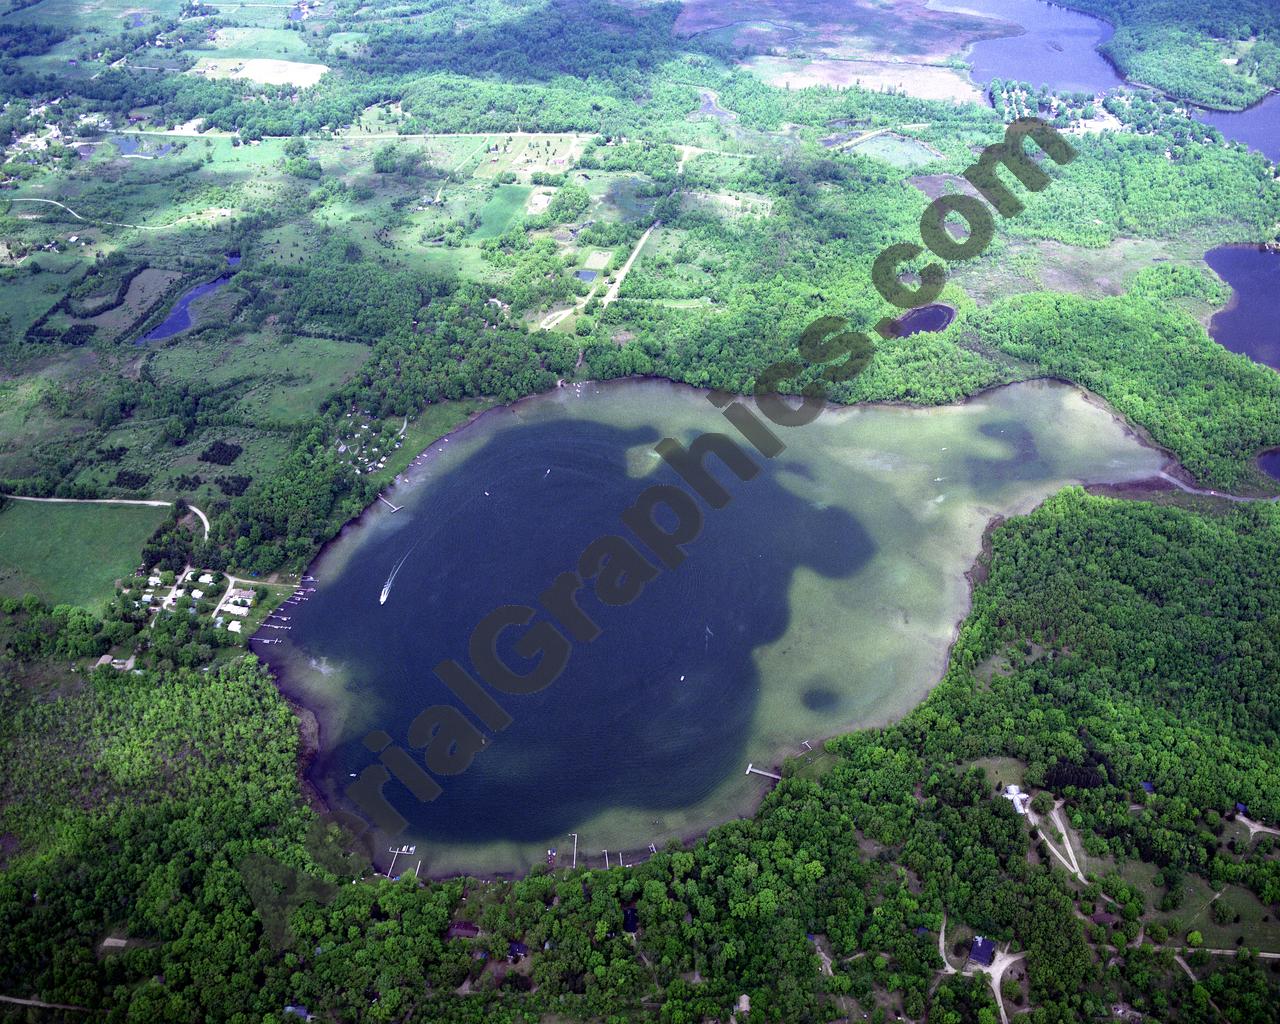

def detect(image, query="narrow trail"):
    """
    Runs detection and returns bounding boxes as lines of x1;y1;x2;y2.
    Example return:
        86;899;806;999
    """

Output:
4;494;210;541
1156;470;1279;504
7;196;157;230
602;220;658;307
0;994;89;1012
938;911;957;974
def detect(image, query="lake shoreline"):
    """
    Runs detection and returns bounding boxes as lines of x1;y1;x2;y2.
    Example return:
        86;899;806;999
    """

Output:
265;373;1197;878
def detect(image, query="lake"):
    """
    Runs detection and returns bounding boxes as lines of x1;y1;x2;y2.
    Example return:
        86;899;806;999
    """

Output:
264;378;1167;874
1193;93;1280;164
1205;245;1280;371
927;0;1124;93
137;277;230;344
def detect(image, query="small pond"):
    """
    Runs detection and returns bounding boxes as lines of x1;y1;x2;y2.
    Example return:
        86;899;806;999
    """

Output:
137;277;231;344
891;304;957;336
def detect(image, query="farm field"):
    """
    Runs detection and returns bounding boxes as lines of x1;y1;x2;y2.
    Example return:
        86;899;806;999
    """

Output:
0;498;168;610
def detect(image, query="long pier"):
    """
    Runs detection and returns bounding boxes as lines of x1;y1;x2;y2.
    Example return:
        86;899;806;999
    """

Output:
745;763;782;780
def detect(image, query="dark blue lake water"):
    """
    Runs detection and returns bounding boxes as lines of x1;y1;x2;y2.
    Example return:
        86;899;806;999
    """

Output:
274;412;873;846
137;277;230;344
112;135;173;158
1205;244;1280;481
930;0;1277;163
261;380;1168;872
1206;245;1280;371
1194;93;1280;164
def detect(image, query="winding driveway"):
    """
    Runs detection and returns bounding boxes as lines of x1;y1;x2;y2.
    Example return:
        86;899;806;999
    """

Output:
7;197;156;230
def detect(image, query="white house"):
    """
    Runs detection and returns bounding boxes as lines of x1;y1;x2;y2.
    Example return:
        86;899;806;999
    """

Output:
1002;784;1032;816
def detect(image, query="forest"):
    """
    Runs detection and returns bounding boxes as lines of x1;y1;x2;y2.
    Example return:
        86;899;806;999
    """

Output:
1061;0;1280;108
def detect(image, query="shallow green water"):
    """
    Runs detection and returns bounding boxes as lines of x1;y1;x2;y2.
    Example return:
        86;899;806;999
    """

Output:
266;379;1166;875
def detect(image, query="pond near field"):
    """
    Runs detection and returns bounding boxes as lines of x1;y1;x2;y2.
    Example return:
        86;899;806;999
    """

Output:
1206;245;1280;371
263;378;1167;874
927;0;1123;93
136;277;231;344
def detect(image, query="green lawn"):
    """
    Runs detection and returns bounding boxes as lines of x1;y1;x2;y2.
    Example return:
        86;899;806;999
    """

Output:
0;499;170;610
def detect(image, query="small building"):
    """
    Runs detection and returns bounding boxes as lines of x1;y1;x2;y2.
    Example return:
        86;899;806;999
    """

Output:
227;620;242;634
1236;802;1250;816
1140;781;1155;794
622;907;639;933
1092;910;1120;927
445;921;480;940
198;573;214;585
970;936;996;968
1002;784;1031;816
508;940;528;962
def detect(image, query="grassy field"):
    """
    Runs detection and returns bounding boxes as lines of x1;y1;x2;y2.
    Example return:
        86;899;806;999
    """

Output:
472;184;531;239
0;499;169;610
151;334;370;424
848;132;941;169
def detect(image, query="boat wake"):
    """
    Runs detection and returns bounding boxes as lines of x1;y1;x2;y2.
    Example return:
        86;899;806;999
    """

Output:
380;541;420;605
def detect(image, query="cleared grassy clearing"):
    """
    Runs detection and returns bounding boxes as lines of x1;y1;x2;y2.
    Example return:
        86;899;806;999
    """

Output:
0;499;168;610
847;132;941;168
190;57;329;87
743;54;982;103
199;26;312;58
152;334;370;424
471;184;531;239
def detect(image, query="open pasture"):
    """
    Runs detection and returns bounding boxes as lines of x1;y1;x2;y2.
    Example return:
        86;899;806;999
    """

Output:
189;56;329;86
0;499;169;611
846;131;942;168
471;184;531;239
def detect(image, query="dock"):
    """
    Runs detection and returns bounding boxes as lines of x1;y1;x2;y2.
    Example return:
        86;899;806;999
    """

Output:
378;495;403;512
745;763;782;780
